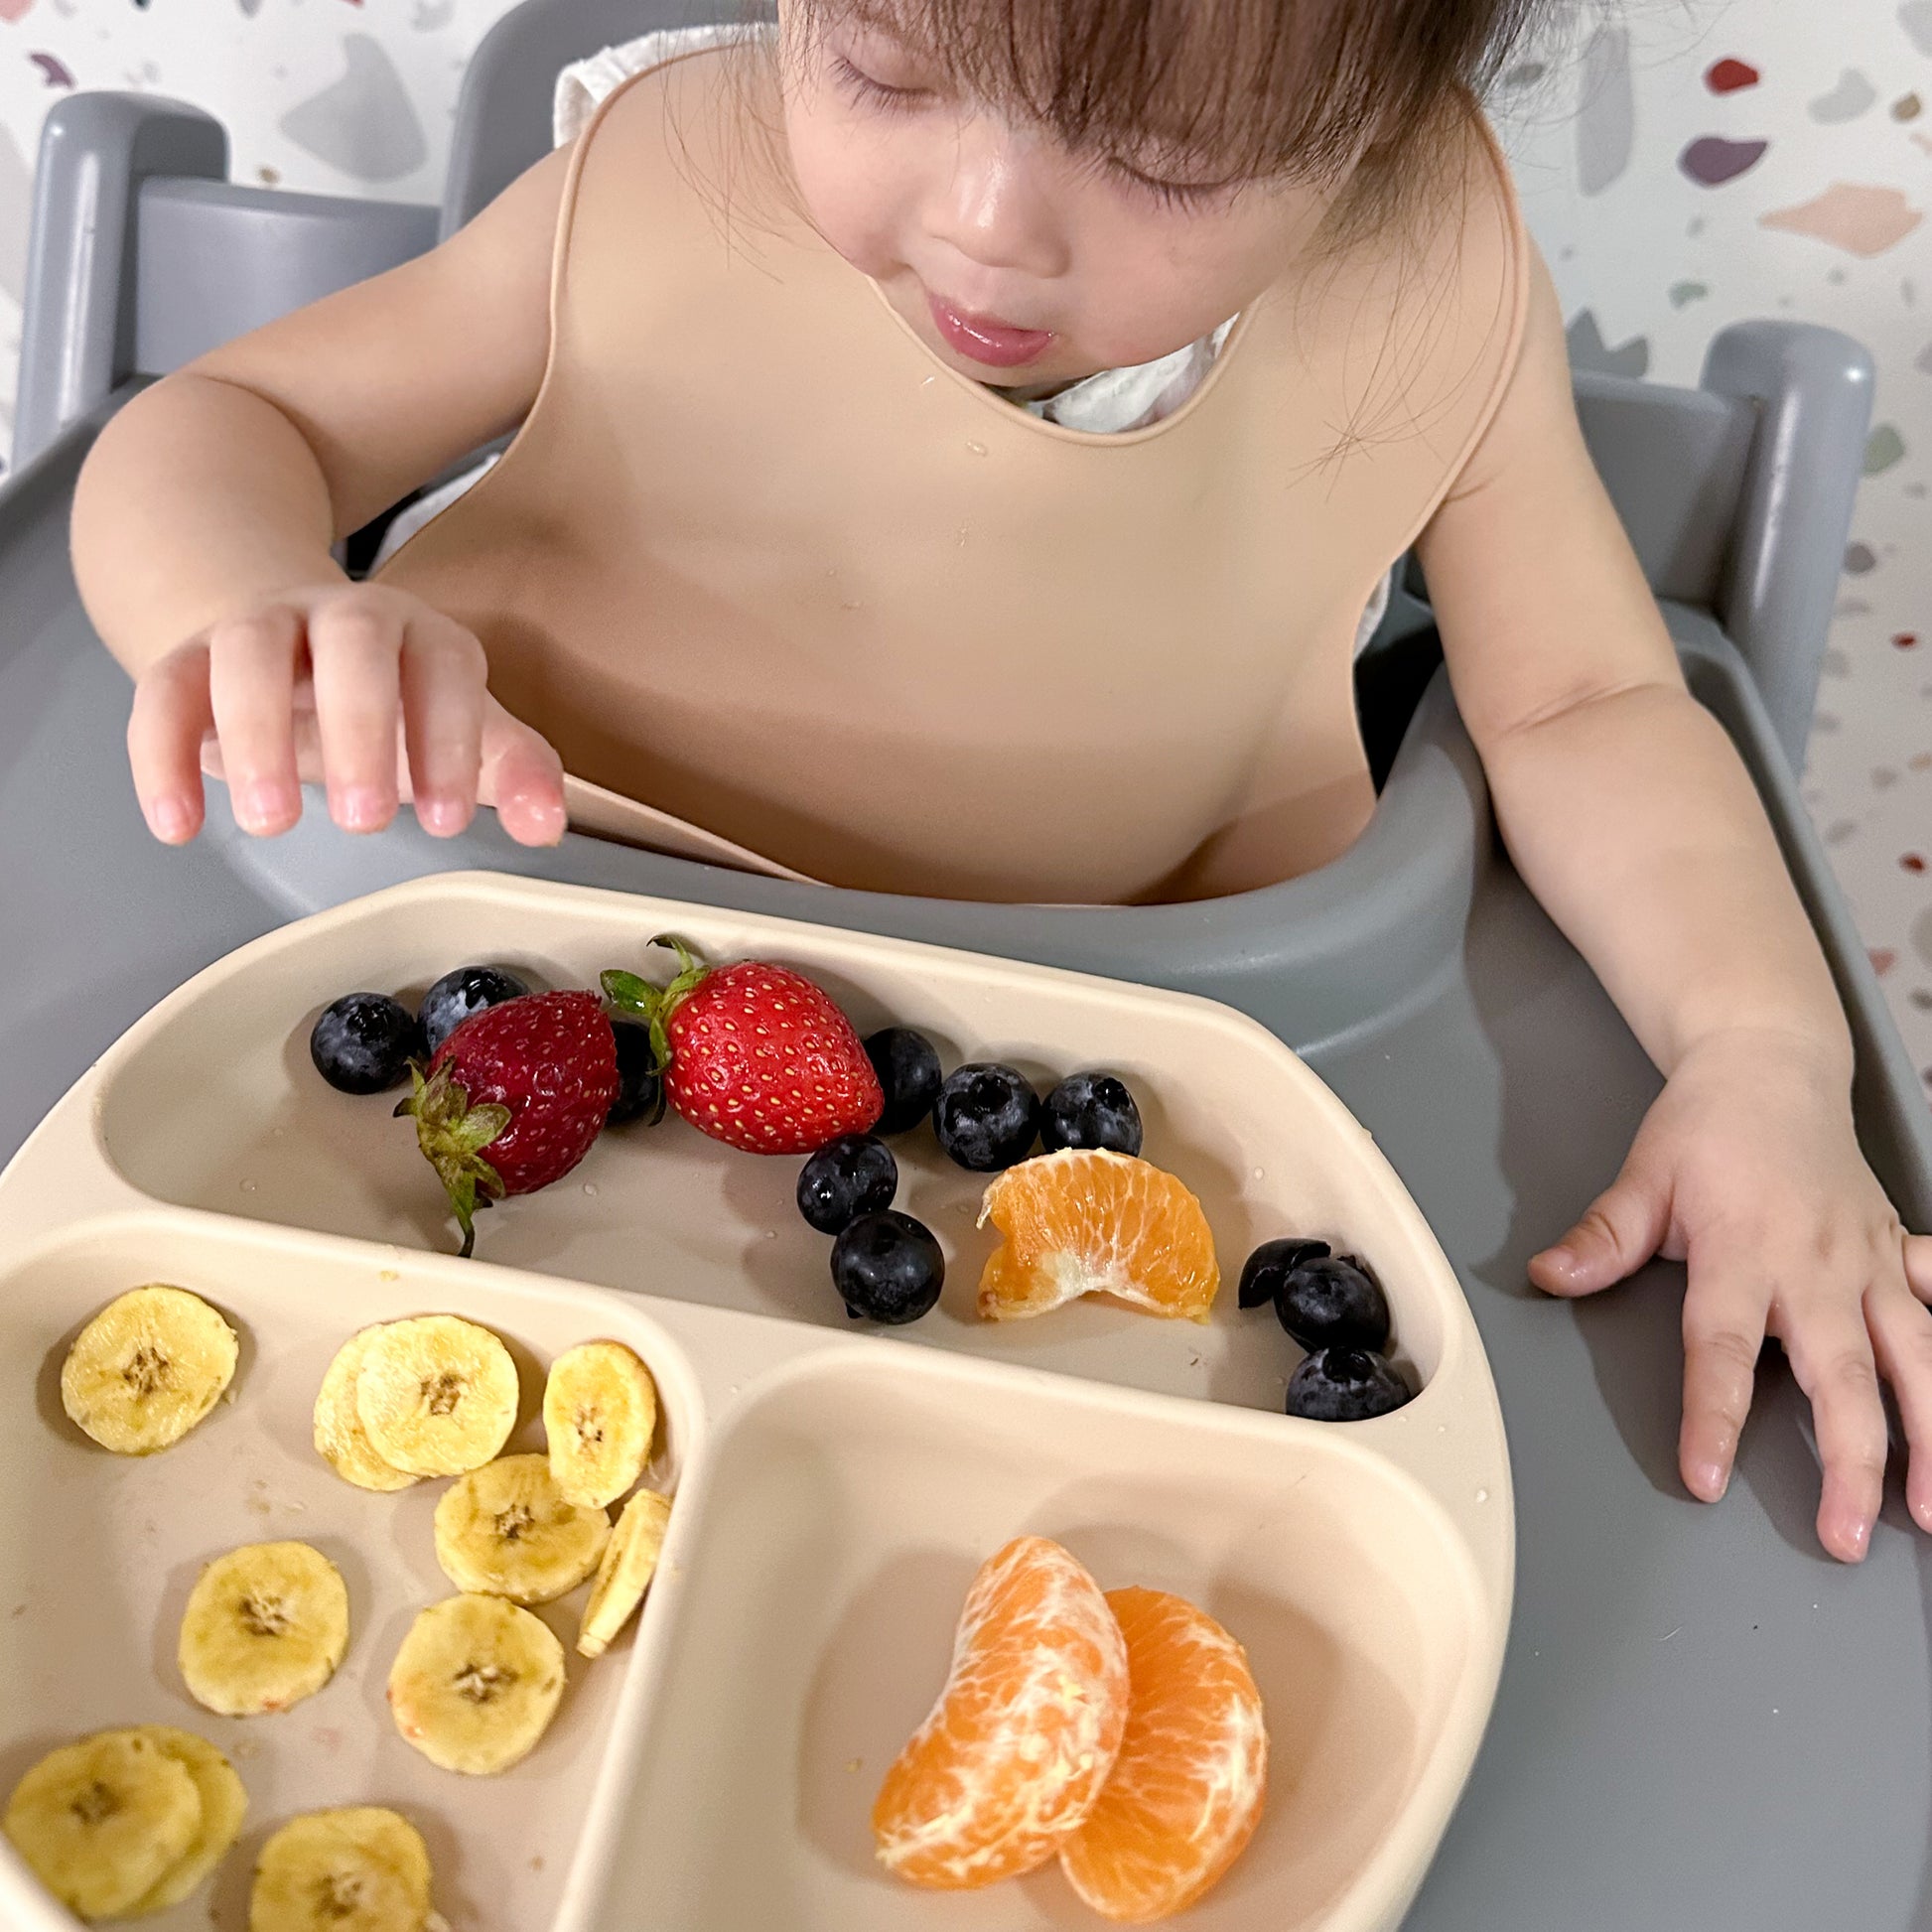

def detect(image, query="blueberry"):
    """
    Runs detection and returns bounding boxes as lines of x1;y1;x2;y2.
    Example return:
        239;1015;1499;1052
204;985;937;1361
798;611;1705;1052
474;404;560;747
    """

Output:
1040;1070;1143;1157
1285;1348;1412;1422
607;1018;663;1126
1274;1254;1390;1352
1237;1238;1331;1310
831;1210;945;1323
932;1063;1040;1172
864;1027;944;1137
418;964;530;1053
798;1134;898;1235
310;993;423;1095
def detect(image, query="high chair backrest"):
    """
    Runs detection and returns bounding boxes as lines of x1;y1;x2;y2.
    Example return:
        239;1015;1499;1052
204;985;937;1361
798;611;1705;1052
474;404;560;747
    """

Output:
441;0;740;239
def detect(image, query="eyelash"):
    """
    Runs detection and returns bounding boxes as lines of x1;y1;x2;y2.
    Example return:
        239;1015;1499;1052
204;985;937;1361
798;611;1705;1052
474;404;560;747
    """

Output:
1107;165;1228;212
829;53;1229;212
831;54;927;114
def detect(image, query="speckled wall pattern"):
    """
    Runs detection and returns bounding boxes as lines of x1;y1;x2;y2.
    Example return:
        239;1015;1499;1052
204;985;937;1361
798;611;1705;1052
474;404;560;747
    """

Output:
0;0;1926;1093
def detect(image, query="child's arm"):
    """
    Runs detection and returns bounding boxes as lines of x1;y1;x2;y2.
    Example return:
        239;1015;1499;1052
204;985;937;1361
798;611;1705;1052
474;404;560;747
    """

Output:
72;145;574;846
1419;246;1932;1563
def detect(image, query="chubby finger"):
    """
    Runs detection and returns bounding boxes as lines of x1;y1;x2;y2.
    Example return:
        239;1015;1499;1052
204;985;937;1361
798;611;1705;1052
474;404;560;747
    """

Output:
309;597;404;832
207;607;304;835
1680;1275;1769;1504
479;698;567;847
1529;1150;1672;1299
127;644;214;843
1779;1297;1888;1563
399;613;486;837
1868;1283;1932;1532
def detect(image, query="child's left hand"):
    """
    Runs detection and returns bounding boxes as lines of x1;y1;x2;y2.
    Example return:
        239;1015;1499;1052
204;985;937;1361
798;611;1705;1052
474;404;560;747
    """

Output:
1529;1026;1932;1563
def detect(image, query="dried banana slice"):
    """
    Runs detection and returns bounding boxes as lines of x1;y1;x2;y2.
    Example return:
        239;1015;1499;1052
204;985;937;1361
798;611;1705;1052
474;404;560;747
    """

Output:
128;1726;248;1914
577;1487;673;1661
60;1285;238;1456
249;1806;431;1932
3;1727;202;1921
387;1593;566;1775
355;1315;518;1477
179;1541;350;1718
543;1340;657;1508
434;1453;611;1605
313;1325;418;1492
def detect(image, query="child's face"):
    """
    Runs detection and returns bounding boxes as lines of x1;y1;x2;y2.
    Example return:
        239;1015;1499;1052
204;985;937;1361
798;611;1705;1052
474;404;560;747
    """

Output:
777;5;1355;388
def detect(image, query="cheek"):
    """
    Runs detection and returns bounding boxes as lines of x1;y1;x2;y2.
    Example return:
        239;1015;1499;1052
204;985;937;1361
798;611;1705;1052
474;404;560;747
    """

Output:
782;103;907;274
1072;203;1314;362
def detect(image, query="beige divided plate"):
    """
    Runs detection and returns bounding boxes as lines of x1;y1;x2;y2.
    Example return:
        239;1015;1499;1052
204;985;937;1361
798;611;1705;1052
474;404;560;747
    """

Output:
0;872;1511;1932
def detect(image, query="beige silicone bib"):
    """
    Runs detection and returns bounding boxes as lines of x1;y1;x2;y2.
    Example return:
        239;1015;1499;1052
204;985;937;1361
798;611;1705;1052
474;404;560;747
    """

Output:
380;48;1526;903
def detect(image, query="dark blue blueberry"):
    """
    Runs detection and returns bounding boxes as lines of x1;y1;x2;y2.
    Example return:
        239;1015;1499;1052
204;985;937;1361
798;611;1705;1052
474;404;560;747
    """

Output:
1272;1253;1390;1352
864;1027;944;1137
418;964;529;1053
797;1134;898;1235
606;1018;664;1126
1285;1347;1412;1422
1237;1238;1331;1310
310;993;423;1094
831;1210;944;1323
932;1063;1040;1173
1040;1070;1143;1157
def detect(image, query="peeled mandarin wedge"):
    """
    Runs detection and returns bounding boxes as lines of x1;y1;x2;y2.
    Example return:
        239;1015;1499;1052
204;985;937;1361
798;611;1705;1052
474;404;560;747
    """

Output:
977;1150;1219;1322
1059;1587;1269;1924
873;1536;1129;1889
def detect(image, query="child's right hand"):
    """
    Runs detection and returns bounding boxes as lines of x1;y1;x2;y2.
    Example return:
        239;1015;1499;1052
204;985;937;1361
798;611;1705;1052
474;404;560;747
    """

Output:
126;582;567;849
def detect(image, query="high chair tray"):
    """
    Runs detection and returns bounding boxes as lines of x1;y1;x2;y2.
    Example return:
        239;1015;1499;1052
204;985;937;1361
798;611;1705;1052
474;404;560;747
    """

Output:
5;527;1932;1928
0;876;1511;1931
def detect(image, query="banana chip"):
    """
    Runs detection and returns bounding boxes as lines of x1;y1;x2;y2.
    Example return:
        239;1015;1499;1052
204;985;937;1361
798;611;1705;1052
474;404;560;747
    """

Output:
250;1807;431;1932
179;1541;349;1718
355;1316;518;1478
4;1728;202;1920
313;1325;418;1492
543;1340;657;1509
388;1594;566;1776
61;1286;238;1455
578;1488;673;1661
434;1453;610;1605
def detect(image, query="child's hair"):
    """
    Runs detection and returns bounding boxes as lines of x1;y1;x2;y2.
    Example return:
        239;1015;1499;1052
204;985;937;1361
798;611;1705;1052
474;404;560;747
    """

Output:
787;0;1557;234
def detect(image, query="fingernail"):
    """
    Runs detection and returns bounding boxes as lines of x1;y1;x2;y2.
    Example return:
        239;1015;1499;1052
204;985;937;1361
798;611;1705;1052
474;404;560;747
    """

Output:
239;782;288;832
1690;1458;1727;1500
1841;1518;1871;1562
1538;1246;1574;1271
147;796;191;842
337;785;386;831
419;796;467;836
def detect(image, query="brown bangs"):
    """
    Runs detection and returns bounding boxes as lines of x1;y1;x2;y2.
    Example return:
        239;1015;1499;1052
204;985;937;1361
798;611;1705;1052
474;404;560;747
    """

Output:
794;0;1548;186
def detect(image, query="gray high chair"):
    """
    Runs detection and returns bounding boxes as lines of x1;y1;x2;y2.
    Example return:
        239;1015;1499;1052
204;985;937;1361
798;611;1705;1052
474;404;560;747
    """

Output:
2;3;1931;1926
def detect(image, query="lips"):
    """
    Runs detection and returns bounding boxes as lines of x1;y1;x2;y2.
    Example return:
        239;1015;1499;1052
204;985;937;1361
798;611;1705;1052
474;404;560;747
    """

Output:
926;294;1054;368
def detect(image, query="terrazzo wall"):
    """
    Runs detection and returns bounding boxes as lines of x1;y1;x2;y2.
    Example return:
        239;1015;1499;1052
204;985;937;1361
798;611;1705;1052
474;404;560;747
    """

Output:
0;0;1926;1095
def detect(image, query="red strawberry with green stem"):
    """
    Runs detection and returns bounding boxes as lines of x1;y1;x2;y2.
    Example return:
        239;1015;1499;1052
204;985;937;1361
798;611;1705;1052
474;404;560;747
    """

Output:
398;989;619;1256
603;940;883;1155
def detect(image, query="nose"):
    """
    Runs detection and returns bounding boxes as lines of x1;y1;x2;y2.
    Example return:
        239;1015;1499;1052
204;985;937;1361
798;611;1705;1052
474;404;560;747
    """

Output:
922;111;1069;282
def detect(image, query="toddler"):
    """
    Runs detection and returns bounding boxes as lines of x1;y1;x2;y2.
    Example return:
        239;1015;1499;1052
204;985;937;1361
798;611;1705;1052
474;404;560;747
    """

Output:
69;0;1932;1558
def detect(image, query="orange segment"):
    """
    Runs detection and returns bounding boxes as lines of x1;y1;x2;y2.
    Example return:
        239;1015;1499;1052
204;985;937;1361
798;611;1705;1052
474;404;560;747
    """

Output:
977;1150;1220;1322
1059;1587;1269;1923
872;1536;1129;1889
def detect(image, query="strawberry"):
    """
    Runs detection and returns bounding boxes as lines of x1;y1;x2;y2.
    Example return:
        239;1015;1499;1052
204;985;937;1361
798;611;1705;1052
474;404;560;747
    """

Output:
603;940;883;1155
397;989;619;1255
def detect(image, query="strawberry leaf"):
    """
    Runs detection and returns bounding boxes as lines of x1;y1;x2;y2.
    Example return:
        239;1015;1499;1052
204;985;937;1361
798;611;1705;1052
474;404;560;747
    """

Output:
396;1062;508;1258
